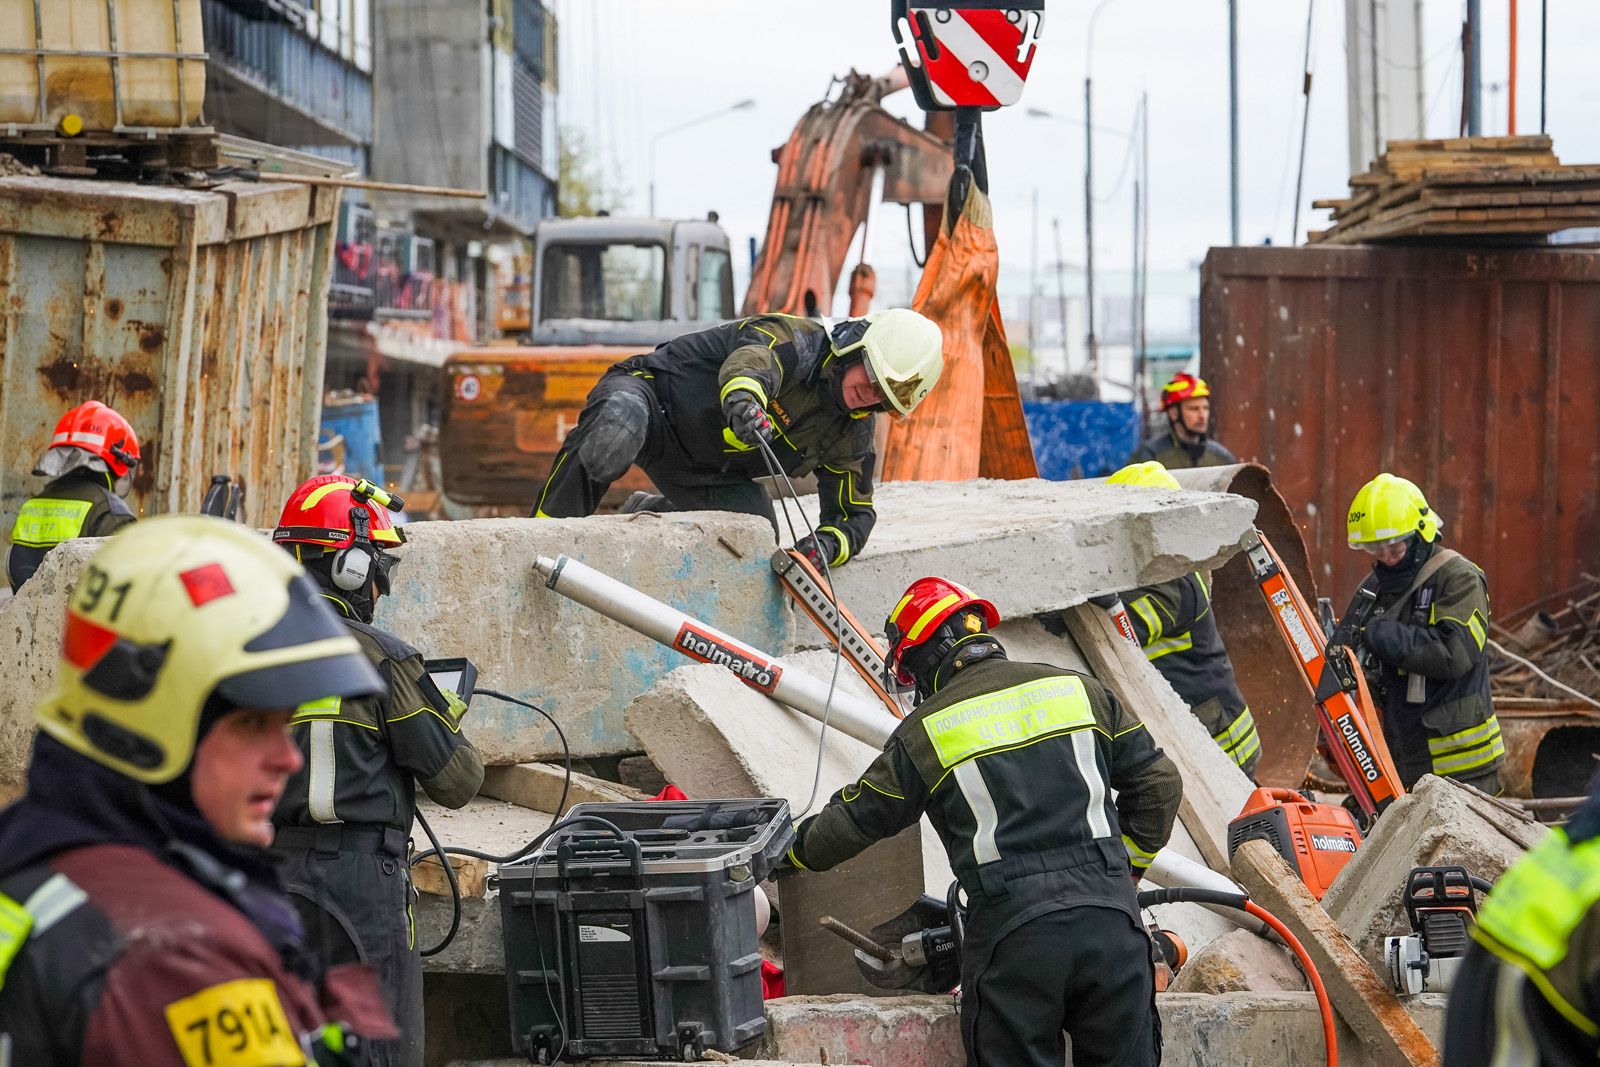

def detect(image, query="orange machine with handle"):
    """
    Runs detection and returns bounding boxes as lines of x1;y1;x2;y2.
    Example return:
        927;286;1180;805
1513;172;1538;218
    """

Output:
1242;530;1404;820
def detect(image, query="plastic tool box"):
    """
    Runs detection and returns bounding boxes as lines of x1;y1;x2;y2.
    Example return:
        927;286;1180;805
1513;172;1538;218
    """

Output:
498;798;794;1062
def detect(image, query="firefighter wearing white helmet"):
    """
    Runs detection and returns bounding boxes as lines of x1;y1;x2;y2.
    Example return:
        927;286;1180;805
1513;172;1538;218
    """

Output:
533;309;944;569
1344;473;1503;793
0;516;396;1064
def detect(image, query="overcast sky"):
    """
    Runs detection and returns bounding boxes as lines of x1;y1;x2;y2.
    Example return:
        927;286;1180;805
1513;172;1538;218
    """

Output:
548;1;1600;287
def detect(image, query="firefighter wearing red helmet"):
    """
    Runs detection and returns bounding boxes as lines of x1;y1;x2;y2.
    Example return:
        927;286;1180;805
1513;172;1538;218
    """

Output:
783;577;1182;1067
1129;372;1237;469
271;475;484;1067
6;401;140;592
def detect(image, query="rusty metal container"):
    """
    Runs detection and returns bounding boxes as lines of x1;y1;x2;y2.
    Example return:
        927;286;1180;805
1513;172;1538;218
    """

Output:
1202;244;1600;620
0;175;341;535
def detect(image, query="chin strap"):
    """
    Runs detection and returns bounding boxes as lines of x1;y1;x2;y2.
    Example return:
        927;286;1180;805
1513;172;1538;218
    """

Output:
920;634;1007;699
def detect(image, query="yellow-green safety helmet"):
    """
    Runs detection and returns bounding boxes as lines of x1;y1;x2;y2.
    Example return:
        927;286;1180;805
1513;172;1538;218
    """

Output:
1107;461;1181;491
36;515;383;785
830;307;944;417
1346;473;1443;547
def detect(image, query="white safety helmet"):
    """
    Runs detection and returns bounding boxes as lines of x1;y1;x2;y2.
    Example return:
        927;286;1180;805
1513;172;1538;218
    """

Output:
829;307;944;417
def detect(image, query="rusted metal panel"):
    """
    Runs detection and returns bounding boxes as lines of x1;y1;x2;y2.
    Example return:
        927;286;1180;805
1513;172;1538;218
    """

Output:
1169;463;1323;790
1202;245;1600;620
0;176;340;537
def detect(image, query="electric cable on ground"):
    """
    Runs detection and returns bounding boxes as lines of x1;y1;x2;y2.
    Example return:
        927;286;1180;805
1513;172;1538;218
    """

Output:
411;689;575;956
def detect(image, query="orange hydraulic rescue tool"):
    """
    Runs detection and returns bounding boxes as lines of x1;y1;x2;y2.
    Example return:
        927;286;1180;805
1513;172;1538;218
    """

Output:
1242;530;1405;820
771;549;906;718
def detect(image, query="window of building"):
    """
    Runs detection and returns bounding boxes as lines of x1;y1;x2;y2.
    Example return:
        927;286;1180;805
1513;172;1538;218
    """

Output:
540;243;667;322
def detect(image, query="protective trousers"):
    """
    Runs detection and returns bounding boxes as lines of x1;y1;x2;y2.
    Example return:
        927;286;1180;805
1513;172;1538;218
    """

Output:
278;844;423;1067
960;904;1160;1067
534;371;776;528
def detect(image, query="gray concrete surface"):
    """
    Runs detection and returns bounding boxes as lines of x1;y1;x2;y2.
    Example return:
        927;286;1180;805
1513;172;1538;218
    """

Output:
793;478;1257;633
0;514;795;786
1321;774;1546;975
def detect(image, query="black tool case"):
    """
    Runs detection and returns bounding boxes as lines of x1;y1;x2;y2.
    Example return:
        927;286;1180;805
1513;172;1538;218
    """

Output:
498;798;794;1062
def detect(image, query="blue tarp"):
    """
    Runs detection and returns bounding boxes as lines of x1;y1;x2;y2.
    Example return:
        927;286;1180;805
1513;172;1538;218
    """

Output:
1023;400;1139;481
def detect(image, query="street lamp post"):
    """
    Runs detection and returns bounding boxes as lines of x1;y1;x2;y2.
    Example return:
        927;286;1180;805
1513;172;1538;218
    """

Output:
1025;103;1130;384
649;98;756;217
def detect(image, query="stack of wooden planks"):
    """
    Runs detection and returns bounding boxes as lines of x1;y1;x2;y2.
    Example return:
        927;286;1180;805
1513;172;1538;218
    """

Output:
1308;135;1600;244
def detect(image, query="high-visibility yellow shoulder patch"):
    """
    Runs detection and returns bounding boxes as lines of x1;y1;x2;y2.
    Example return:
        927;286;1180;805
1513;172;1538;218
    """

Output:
165;978;306;1067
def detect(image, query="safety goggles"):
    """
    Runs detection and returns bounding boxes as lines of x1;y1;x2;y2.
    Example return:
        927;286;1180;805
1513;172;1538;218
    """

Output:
372;548;401;597
1355;535;1412;556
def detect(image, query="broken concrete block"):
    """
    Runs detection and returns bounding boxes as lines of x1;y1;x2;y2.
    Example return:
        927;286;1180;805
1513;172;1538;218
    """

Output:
480;761;645;813
1321;774;1547;975
1232;839;1437;1067
1169;929;1309;994
802;478;1257;626
749;994;964;1067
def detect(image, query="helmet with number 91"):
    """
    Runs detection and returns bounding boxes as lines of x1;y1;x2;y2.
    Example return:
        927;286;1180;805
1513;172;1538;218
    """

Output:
36;516;383;785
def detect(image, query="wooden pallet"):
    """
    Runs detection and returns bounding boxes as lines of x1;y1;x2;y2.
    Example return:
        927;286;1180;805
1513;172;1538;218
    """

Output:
0;128;219;179
1309;135;1600;245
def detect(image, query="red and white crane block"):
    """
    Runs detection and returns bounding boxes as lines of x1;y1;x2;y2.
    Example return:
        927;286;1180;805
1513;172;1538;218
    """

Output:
892;2;1045;111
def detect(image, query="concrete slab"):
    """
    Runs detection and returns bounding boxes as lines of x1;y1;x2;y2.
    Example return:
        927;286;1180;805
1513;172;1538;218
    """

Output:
0;514;795;787
794;478;1257;630
1321;774;1547;975
1169;929;1310;995
479;761;645;813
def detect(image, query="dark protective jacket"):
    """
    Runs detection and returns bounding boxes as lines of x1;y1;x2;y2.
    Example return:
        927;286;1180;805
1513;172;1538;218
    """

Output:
1444;787;1600;1066
789;656;1183;907
613;314;878;564
6;472;136;591
1123;571;1261;777
274;599;484;834
1357;547;1503;790
1129;428;1236;469
0;736;395;1066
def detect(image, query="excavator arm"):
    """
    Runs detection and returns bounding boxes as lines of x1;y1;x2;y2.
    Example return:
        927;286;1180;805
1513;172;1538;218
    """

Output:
742;70;952;318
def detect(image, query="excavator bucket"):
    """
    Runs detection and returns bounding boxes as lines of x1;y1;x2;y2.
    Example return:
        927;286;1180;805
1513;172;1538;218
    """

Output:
881;181;1037;481
1169;464;1325;790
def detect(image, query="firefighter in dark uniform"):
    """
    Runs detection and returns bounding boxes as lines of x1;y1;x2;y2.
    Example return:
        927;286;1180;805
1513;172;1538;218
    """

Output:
1345;473;1504;793
0;516;396;1065
1445;781;1600;1065
532;308;943;570
784;576;1183;1067
6;400;140;592
1129;372;1237;469
1108;462;1262;778
271;475;485;1067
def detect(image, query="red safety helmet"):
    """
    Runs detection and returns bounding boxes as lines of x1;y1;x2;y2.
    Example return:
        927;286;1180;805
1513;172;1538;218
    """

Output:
273;475;406;596
1160;372;1211;410
37;401;141;478
884;576;1000;686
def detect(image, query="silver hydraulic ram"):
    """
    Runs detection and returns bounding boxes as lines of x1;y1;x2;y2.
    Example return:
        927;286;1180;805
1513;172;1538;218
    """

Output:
534;554;1254;924
535;554;893;749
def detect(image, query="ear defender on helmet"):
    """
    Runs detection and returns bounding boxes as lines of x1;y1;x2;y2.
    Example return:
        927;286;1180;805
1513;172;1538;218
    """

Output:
330;508;375;592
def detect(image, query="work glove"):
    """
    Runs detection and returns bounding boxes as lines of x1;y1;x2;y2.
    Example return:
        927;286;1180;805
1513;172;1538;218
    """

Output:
795;530;842;571
723;390;773;448
1362;617;1422;666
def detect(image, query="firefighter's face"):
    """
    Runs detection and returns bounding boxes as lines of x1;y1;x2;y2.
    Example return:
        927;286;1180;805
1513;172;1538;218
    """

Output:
840;361;885;412
190;707;303;847
1174;398;1211;435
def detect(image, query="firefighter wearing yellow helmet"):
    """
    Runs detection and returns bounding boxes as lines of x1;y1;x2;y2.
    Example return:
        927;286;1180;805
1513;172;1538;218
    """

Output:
0;517;396;1064
533;309;944;570
1105;462;1262;778
1344;473;1503;793
1129;372;1237;469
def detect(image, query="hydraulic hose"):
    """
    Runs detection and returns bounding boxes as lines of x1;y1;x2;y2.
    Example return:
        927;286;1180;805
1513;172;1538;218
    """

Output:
1138;887;1337;1067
